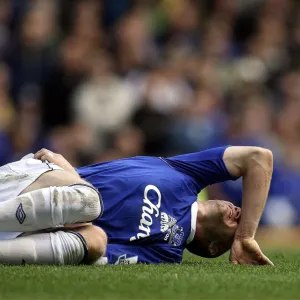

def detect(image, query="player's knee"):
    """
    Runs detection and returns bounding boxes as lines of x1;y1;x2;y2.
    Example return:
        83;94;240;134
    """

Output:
92;226;107;257
85;226;107;264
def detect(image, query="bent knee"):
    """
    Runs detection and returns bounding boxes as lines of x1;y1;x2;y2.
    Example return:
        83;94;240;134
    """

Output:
76;225;107;264
90;226;107;258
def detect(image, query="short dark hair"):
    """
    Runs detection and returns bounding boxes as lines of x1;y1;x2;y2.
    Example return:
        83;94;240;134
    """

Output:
186;220;235;258
186;237;230;258
186;238;214;258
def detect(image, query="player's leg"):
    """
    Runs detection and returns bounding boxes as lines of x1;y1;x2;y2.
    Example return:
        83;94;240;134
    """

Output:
65;223;107;264
0;224;107;265
0;184;102;232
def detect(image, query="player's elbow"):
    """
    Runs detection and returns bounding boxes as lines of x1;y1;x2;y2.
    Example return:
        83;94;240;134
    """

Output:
247;147;273;173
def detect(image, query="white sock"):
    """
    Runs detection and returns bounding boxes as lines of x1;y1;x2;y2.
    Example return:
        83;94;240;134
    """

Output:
0;231;87;265
0;184;102;232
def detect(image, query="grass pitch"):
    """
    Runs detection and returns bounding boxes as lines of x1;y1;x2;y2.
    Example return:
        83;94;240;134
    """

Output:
0;250;299;300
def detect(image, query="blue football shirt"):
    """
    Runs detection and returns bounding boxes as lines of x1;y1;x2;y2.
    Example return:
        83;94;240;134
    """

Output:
76;146;237;264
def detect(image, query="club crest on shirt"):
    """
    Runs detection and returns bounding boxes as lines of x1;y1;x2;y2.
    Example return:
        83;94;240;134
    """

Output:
169;224;184;246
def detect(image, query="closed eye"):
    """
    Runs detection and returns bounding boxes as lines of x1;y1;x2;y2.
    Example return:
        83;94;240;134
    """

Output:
229;207;233;219
227;203;234;219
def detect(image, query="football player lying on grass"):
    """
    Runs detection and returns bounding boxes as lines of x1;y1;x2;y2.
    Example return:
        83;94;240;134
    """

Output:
0;146;273;266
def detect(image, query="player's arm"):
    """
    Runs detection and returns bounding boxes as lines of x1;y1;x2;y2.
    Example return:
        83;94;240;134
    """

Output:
223;146;273;265
34;148;80;178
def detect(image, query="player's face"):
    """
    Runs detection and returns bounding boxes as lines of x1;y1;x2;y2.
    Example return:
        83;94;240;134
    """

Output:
202;200;241;246
205;200;241;228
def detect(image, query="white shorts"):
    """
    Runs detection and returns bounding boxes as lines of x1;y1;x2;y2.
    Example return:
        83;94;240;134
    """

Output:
0;154;63;240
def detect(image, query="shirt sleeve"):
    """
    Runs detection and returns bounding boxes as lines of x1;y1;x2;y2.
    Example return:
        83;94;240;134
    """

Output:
104;243;184;264
165;146;239;191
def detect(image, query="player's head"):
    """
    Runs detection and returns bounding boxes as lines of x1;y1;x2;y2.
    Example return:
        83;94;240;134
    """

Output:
186;200;241;258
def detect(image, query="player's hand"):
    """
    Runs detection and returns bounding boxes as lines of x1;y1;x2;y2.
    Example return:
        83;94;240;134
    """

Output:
34;148;78;176
229;238;274;266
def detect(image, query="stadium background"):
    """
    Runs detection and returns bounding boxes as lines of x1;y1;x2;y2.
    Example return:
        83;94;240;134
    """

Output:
0;0;300;240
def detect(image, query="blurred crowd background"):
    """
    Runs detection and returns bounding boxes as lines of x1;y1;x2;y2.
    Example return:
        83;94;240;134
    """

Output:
0;0;300;226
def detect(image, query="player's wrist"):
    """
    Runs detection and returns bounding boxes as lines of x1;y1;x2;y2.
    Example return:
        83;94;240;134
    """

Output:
234;219;258;240
234;230;255;241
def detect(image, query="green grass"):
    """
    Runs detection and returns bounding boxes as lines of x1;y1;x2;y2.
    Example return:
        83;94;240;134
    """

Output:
0;250;299;300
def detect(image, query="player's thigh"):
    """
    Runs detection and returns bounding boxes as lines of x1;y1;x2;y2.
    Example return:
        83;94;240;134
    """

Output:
22;170;88;194
66;224;107;264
